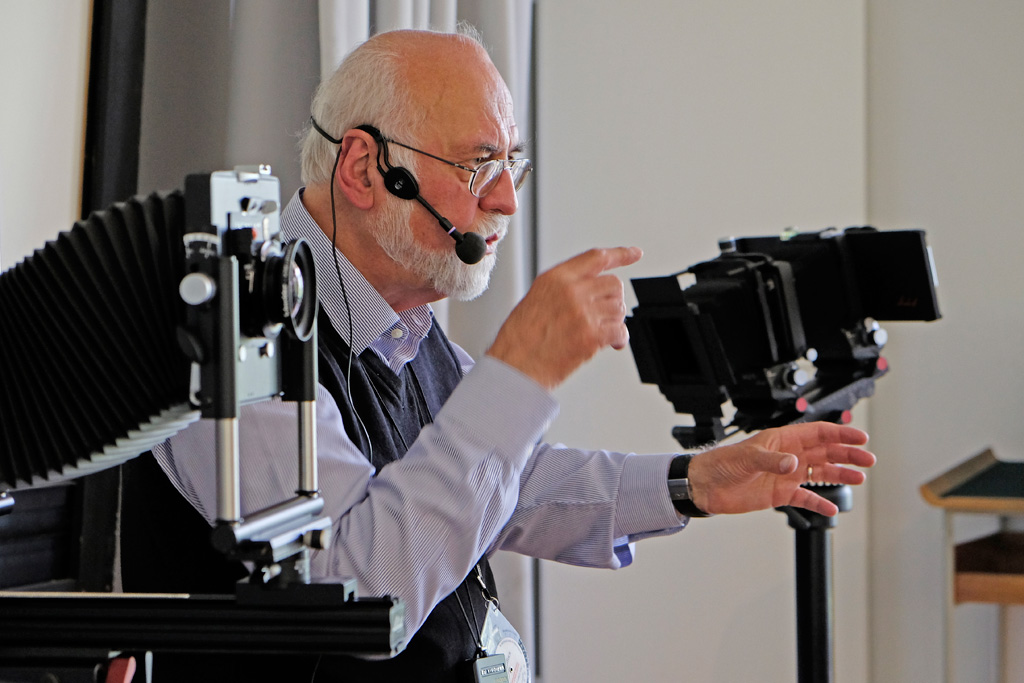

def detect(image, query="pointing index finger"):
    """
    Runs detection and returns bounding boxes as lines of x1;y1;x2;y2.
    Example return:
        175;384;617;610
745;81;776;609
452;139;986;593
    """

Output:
566;246;644;276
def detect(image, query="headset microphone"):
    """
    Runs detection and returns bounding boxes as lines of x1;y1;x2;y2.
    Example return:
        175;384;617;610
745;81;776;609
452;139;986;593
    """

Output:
355;124;487;265
413;196;487;264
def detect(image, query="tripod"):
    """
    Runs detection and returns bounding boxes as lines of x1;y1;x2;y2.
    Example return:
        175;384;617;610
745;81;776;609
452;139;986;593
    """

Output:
669;372;880;683
766;377;877;682
777;483;853;683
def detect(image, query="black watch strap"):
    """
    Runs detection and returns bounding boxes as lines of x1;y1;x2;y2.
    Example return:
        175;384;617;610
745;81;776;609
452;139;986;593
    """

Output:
667;454;713;518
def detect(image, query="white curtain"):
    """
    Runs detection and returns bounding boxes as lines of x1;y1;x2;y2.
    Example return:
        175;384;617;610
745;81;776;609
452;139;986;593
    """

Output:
316;0;539;674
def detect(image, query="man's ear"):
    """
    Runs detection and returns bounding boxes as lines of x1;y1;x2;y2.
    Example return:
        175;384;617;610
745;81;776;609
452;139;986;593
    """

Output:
334;129;377;210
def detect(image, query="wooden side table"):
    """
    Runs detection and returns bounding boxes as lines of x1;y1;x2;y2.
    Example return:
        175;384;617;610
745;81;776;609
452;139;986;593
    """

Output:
921;449;1024;683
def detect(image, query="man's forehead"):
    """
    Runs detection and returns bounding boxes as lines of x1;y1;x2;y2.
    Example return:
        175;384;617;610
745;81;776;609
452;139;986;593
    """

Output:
440;106;519;157
403;40;518;152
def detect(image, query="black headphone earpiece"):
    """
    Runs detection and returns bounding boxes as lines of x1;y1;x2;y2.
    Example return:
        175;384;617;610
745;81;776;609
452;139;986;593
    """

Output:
382;167;419;200
355;124;419;200
349;122;487;265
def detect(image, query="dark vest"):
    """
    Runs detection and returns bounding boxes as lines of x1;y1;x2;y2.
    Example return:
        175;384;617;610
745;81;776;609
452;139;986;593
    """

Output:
120;311;498;682
311;311;500;681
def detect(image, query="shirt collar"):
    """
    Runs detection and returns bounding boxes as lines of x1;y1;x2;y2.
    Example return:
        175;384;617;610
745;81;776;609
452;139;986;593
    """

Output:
279;189;434;357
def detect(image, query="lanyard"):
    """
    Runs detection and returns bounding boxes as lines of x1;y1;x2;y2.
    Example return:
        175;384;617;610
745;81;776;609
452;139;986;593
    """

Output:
454;562;503;656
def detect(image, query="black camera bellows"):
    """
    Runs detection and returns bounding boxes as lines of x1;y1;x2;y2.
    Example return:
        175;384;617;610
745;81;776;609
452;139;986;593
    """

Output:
0;191;199;490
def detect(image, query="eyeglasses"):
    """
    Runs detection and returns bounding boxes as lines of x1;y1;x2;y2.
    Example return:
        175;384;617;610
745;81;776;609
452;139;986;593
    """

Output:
383;136;533;198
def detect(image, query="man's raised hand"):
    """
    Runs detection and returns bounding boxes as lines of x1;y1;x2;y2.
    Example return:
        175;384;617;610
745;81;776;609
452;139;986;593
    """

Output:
487;246;643;390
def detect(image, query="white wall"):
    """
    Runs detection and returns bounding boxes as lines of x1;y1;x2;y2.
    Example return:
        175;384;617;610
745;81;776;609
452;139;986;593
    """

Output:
0;1;91;269
536;2;1024;682
535;3;870;681
867;2;1024;681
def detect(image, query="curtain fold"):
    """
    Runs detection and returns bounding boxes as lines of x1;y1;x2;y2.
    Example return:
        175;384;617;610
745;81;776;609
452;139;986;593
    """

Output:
137;0;320;200
224;1;320;198
318;0;369;80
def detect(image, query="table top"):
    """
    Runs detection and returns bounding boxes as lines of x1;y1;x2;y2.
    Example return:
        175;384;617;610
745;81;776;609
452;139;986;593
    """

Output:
921;449;1024;513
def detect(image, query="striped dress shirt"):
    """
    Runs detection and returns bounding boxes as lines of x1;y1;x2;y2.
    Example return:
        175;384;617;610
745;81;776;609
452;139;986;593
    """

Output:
154;190;686;639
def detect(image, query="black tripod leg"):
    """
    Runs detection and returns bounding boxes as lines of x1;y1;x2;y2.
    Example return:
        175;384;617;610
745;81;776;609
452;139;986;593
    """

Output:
794;520;834;683
781;484;850;683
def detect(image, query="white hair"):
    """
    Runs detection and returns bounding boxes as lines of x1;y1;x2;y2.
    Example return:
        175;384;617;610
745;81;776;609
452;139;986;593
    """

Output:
300;25;485;186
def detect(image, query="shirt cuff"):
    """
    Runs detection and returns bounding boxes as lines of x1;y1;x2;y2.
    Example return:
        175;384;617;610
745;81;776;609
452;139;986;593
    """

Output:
615;452;687;537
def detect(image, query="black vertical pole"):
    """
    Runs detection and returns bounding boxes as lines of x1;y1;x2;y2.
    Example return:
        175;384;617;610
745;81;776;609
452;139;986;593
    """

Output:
80;0;148;217
781;484;851;683
793;517;835;683
75;0;148;592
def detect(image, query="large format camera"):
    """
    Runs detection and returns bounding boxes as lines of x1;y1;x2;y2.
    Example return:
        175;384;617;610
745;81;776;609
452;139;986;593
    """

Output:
626;226;940;448
0;166;405;666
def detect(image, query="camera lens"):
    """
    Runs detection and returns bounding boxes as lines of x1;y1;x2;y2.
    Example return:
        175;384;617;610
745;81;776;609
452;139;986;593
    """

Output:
270;238;317;342
287;261;304;319
238;236;317;341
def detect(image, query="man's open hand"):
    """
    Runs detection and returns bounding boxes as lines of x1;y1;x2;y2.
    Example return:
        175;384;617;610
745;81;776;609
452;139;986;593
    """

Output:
688;422;876;516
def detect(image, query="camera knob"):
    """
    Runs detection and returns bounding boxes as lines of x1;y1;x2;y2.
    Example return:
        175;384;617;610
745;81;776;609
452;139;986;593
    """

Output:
304;528;331;550
864;318;889;347
786;367;811;387
179;272;217;306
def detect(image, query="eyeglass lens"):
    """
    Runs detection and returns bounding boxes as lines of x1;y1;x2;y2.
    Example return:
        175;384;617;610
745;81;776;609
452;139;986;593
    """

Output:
471;159;532;197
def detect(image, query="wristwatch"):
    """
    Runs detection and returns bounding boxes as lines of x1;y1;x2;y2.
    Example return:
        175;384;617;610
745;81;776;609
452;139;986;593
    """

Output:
667;454;713;518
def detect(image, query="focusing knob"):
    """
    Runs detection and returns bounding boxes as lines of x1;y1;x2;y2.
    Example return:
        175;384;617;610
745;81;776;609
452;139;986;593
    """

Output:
865;318;889;347
779;364;810;388
179;272;217;306
304;528;331;550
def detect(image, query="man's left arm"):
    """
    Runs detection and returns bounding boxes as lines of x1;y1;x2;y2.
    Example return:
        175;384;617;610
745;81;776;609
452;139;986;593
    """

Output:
489;444;684;568
487;422;874;566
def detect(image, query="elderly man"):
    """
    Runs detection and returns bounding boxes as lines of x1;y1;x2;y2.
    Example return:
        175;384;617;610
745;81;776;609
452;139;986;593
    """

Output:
128;27;874;682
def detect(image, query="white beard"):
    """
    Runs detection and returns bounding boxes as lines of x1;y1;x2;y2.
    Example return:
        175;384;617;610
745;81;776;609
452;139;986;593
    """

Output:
371;196;508;301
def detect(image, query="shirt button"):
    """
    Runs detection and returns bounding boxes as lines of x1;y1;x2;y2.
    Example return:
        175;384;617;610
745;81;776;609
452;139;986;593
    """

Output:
390;327;404;339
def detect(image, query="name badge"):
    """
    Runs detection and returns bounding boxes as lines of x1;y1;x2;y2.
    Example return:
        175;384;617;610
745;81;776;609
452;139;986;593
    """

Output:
480;601;530;683
473;653;510;683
